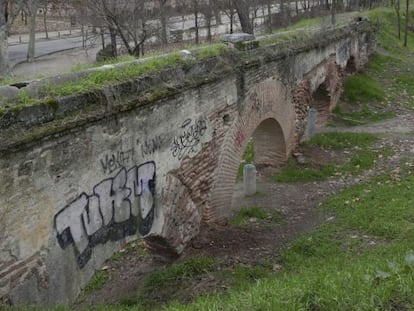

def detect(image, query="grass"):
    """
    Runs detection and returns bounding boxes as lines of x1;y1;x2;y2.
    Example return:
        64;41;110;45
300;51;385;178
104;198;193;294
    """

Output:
2;43;230;108
159;170;414;311
116;256;216;308
272;160;336;182
367;53;402;73
230;206;284;226
332;106;395;126
272;132;385;182
306;132;378;149
84;270;109;294
342;72;386;104
227;265;270;290
45;52;182;97
191;43;228;59
237;139;254;178
143;256;215;291
362;8;414;110
70;55;138;72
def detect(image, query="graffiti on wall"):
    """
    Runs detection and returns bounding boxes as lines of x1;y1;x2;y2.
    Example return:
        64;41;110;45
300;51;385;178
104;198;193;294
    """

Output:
235;129;246;149
54;161;156;268
99;148;135;174
138;136;163;158
171;118;207;160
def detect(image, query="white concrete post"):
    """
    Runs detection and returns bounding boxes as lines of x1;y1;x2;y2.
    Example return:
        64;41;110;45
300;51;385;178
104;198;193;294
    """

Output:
306;108;318;139
243;164;257;196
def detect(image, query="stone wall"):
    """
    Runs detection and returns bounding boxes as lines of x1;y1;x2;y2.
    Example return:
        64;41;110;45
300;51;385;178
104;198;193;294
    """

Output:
0;18;376;306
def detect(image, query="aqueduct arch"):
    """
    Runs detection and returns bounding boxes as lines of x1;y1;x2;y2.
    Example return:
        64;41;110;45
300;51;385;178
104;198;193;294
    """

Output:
0;19;376;305
207;78;295;222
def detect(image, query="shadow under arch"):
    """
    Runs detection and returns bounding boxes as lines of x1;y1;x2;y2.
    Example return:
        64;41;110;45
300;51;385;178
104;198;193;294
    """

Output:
252;118;287;169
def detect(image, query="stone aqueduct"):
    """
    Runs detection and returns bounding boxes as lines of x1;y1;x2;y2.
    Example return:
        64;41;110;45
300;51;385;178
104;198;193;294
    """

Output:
0;19;375;305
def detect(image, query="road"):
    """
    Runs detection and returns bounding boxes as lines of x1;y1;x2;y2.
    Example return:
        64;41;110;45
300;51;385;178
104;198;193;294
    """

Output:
8;2;312;70
8;35;87;68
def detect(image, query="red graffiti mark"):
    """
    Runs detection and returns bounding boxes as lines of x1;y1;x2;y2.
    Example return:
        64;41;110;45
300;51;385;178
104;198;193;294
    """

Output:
235;130;246;149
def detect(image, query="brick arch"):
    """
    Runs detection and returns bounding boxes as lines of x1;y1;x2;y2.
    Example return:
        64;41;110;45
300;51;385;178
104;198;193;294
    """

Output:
205;77;296;222
253;118;287;168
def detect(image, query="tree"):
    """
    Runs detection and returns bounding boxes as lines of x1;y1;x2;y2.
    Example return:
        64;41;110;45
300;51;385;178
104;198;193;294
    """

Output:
218;0;236;34
158;0;169;44
80;0;157;57
192;0;200;44
0;0;25;77
200;0;214;42
403;0;409;47
38;0;58;40
331;0;336;25
27;0;38;62
232;0;253;34
392;0;401;39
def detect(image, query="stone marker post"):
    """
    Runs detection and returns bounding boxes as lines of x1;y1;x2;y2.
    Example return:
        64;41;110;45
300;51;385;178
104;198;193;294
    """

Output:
243;163;257;196
306;108;318;139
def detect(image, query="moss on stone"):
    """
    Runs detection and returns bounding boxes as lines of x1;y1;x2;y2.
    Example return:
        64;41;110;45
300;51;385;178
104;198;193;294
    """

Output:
43;97;59;110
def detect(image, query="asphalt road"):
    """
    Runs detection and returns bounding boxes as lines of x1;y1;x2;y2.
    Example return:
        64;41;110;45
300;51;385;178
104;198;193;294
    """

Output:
8;36;86;68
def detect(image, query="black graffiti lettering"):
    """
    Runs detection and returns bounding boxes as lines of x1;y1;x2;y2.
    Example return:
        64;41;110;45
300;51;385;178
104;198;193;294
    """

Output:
54;161;156;268
138;136;163;158
171;118;207;160
99;148;135;174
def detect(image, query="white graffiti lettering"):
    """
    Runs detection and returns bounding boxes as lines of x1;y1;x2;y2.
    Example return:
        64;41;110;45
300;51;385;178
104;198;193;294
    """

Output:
54;161;156;268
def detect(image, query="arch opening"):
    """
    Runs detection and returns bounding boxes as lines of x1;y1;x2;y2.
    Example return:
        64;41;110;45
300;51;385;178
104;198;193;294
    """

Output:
252;118;287;170
345;56;357;74
227;118;287;221
309;83;332;128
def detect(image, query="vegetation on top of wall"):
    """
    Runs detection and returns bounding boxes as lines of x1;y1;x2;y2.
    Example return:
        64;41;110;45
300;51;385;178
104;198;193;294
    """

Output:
1;43;230;111
259;13;373;49
44;52;182;97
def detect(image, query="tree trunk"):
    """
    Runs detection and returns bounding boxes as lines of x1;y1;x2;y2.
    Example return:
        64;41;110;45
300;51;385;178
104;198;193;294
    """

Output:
230;9;234;33
206;13;212;42
81;23;85;48
404;0;409;46
27;0;37;63
233;0;253;34
193;0;199;44
394;0;401;39
331;0;336;25
0;20;9;77
109;26;117;58
159;1;168;44
267;1;272;33
100;27;105;50
212;0;221;24
43;9;48;39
